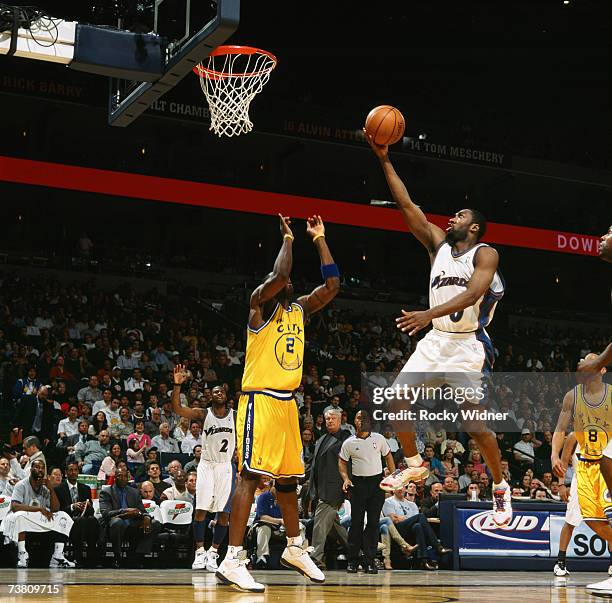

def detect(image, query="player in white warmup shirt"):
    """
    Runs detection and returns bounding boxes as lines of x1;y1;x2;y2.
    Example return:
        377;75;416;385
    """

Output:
366;132;512;527
172;366;236;572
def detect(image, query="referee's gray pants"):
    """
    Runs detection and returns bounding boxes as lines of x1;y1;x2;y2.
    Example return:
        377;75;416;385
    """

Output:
311;500;349;562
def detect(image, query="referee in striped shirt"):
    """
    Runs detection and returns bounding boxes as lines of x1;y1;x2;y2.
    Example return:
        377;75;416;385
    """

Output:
338;410;395;573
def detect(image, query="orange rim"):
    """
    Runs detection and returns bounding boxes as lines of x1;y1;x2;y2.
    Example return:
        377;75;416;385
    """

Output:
192;45;277;80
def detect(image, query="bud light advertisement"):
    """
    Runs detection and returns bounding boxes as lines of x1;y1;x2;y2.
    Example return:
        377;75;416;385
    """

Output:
459;509;552;557
458;508;606;558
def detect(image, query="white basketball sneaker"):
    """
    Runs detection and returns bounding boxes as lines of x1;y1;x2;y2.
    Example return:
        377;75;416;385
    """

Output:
553;561;569;577
206;549;219;572
492;481;512;527
280;544;325;583
17;551;29;568
587;576;612;595
608;564;612;576
192;547;208;570
380;464;429;492
216;557;265;593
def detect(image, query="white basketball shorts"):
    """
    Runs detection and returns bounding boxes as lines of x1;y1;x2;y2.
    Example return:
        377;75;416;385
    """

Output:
196;460;236;513
565;472;583;527
397;328;493;404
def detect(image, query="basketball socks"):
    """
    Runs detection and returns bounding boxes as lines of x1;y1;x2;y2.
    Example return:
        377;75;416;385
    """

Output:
54;542;65;557
406;453;424;467
226;545;242;560
18;541;26;554
213;523;228;548
287;535;303;548
193;520;206;545
557;550;567;563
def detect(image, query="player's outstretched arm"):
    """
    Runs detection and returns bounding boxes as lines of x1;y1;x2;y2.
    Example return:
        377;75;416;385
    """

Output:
251;214;294;310
397;246;499;335
297;215;340;316
172;365;205;421
364;130;445;255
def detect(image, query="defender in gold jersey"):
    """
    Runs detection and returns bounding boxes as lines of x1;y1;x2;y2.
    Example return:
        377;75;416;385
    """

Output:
217;214;339;592
553;353;612;532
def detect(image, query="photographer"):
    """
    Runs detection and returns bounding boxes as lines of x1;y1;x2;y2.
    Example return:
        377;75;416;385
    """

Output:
6;436;47;481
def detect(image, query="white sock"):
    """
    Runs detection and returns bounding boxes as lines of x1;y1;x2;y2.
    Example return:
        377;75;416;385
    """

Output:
195;546;205;554
18;541;26;554
287;535;303;548
226;545;242;559
406;453;423;467
54;542;64;557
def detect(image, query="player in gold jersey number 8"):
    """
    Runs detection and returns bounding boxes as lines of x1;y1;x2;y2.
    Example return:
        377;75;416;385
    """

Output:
574;224;612;595
216;214;340;593
553;353;612;595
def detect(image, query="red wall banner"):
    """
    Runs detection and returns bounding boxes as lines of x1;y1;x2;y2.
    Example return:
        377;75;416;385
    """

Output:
0;156;600;257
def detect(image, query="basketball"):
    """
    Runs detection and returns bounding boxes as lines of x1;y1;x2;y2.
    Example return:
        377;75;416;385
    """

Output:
364;105;406;146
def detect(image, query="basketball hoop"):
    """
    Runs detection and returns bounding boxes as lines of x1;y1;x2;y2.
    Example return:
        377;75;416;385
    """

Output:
193;45;277;138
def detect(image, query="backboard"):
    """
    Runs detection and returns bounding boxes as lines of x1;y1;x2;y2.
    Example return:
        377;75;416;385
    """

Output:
108;0;239;127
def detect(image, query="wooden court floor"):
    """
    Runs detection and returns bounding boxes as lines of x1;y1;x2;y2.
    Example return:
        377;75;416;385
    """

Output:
0;569;609;603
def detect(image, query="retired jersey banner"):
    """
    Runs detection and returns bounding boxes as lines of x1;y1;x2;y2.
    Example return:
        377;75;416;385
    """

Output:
0;156;600;257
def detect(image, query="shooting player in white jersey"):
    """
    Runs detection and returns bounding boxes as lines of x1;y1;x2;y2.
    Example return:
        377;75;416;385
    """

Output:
172;366;236;572
366;132;512;528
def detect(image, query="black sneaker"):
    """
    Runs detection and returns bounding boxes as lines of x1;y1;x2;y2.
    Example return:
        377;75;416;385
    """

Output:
436;544;453;555
365;563;378;574
255;556;268;570
420;559;438;571
346;561;358;573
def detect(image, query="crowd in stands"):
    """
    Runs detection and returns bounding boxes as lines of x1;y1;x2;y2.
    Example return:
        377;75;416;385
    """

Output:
0;272;609;570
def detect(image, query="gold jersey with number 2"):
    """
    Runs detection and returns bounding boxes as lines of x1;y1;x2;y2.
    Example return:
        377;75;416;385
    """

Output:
242;302;305;391
574;382;612;461
237;301;306;479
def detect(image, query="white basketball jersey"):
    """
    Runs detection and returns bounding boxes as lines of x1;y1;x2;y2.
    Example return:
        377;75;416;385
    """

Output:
201;408;235;463
429;242;504;333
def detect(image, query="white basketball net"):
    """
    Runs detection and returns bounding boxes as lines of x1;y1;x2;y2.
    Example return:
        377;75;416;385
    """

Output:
195;49;276;138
